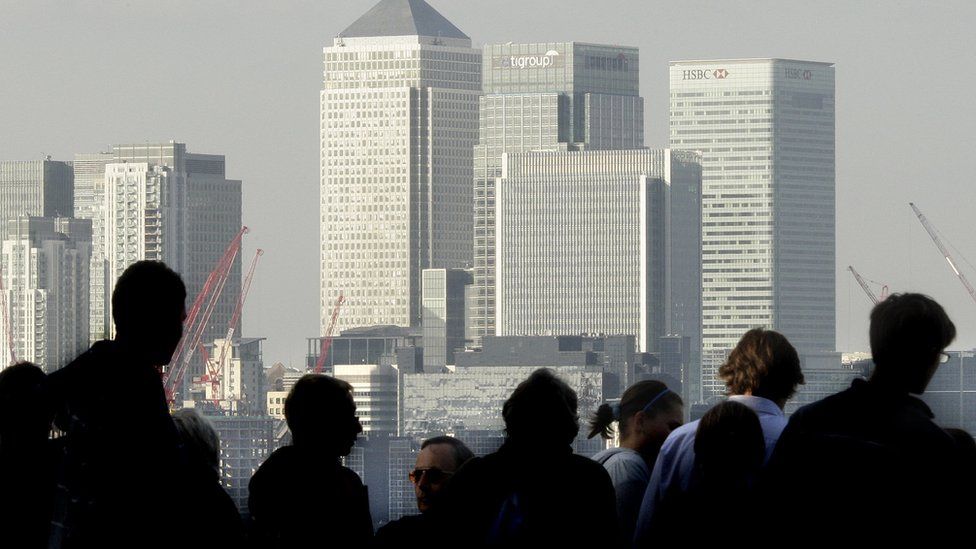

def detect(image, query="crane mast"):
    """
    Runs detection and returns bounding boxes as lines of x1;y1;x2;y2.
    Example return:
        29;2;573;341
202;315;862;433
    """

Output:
909;202;976;306
204;248;263;403
314;293;345;374
848;265;880;305
163;226;248;402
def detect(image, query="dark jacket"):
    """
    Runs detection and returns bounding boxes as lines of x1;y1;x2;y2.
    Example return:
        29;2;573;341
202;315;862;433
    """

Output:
248;445;373;548
763;378;967;543
47;340;184;549
373;513;428;548
440;440;619;548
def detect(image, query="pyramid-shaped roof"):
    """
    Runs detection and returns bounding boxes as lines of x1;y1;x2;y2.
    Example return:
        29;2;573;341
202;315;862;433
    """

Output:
339;0;468;40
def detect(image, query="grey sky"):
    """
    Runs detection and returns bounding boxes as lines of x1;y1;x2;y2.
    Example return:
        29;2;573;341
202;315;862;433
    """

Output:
2;0;975;365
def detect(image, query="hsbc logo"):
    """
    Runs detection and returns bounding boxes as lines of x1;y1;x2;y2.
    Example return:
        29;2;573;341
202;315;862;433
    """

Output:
785;68;813;80
682;68;730;80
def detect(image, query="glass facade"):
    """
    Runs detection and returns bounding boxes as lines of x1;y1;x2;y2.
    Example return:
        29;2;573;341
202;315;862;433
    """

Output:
320;29;481;333
402;365;605;436
421;268;472;370
495;149;700;359
472;42;643;347
0;217;91;371
670;59;835;399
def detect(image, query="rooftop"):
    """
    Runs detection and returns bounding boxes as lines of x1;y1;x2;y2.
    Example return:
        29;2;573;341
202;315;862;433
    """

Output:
339;0;468;40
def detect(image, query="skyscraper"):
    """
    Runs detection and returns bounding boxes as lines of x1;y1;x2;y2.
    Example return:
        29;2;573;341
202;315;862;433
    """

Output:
494;149;701;358
471;42;643;347
320;0;480;333
0;160;74;240
73;152;113;342
421;267;472;371
0;217;91;371
670;59;835;399
76;142;242;345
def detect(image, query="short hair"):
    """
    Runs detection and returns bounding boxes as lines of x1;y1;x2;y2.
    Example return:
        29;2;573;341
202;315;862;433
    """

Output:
718;328;804;402
502;368;579;446
421;435;475;470
0;362;50;439
172;409;220;475
112;260;186;332
284;374;354;441
869;293;956;368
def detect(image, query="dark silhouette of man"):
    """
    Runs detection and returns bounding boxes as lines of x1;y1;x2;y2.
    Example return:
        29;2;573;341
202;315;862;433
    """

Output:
47;261;187;548
0;362;55;549
248;374;372;548
440;369;618;548
374;435;474;547
764;293;967;543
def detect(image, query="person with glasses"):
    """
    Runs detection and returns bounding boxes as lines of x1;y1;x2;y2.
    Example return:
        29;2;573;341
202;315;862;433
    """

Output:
762;293;966;544
248;374;371;548
374;436;473;547
588;381;683;543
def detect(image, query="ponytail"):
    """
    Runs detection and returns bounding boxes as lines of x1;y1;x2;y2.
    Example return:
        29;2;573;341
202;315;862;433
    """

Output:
587;402;618;440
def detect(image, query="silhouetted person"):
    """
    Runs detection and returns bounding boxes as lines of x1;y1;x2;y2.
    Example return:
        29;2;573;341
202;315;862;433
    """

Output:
764;293;967;543
946;427;976;498
0;362;54;548
248;374;372;548
589;381;683;543
172;409;245;547
440;368;618;548
374;435;474;547
47;260;187;549
634;328;803;547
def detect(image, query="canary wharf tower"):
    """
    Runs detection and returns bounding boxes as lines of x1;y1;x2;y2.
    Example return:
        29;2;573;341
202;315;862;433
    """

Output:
320;0;480;333
670;59;835;399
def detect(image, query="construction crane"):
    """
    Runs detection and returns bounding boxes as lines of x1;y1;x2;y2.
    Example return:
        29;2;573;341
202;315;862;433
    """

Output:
313;293;345;374
163;226;248;402
201;248;264;403
0;263;15;365
909;202;976;306
847;265;889;305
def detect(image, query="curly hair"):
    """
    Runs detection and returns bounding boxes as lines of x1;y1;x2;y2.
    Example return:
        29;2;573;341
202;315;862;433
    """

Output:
718;328;804;402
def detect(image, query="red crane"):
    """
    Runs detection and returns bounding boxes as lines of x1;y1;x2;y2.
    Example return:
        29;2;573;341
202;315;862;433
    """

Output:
910;202;976;306
314;293;345;374
0;262;15;365
847;265;889;305
163;226;248;402
201;248;263;403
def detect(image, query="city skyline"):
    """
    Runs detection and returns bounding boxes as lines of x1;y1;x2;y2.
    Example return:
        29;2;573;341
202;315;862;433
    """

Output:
3;1;976;364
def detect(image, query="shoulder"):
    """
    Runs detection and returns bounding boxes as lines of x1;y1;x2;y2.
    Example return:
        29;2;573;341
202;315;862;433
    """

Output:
568;454;615;482
337;465;366;487
662;420;699;456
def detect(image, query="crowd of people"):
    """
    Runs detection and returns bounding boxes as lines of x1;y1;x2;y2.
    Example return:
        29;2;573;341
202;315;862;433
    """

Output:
0;260;973;548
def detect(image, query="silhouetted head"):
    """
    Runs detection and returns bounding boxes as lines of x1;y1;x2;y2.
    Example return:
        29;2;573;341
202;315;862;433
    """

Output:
112;261;186;366
869;293;956;394
503;368;579;448
411;435;474;514
285;374;361;457
0;362;51;451
172;409;220;480
588;380;683;460
718;328;804;406
694;400;765;489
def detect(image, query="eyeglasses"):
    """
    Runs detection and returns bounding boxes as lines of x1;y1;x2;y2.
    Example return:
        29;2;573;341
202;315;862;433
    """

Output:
939;352;951;364
408;468;453;485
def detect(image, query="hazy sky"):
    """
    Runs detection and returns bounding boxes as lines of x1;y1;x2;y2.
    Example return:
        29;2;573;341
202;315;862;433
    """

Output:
3;0;976;366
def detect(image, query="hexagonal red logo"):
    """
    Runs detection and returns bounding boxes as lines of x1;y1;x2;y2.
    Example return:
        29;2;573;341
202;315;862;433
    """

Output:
713;68;729;79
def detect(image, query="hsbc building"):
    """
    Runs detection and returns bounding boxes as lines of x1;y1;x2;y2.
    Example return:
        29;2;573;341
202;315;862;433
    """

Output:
670;58;836;402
